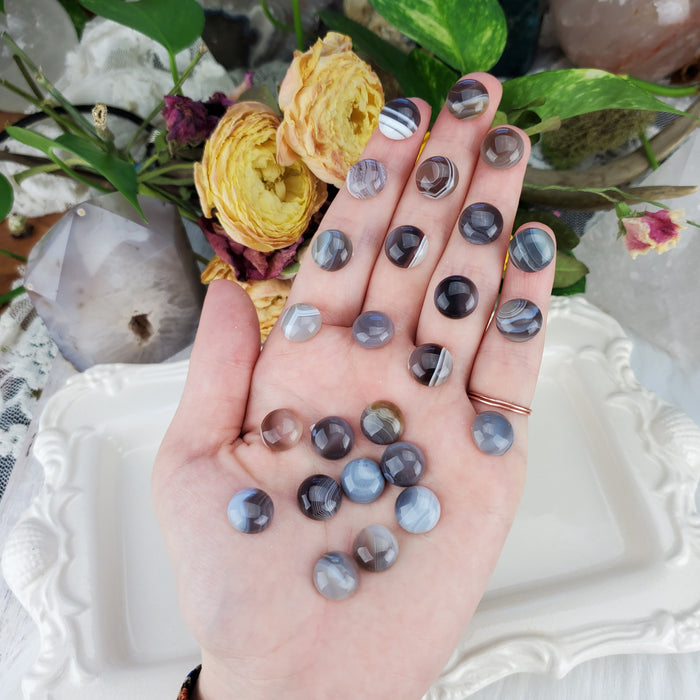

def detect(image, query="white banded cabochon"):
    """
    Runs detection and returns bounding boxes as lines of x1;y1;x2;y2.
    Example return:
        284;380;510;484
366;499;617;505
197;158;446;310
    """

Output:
378;98;422;140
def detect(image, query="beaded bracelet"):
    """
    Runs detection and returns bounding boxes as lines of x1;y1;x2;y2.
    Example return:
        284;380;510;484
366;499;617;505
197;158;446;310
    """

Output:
177;665;202;699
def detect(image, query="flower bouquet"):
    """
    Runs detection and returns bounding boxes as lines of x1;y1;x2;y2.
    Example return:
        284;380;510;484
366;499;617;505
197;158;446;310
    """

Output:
1;0;698;343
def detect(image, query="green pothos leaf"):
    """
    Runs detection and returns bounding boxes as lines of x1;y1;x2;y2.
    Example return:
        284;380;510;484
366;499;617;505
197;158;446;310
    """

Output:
403;48;459;113
78;0;204;56
552;276;586;296
56;0;90;39
369;0;507;73
553;250;589;289
6;126;142;217
0;173;13;221
501;69;690;124
0;1;5;13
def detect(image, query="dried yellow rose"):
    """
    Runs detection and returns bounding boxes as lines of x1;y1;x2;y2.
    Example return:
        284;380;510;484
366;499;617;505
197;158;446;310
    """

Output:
194;101;327;252
201;256;292;342
276;32;384;187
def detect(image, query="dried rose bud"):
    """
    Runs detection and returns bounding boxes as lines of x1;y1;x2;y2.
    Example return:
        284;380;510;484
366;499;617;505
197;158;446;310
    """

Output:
162;95;219;146
619;209;685;259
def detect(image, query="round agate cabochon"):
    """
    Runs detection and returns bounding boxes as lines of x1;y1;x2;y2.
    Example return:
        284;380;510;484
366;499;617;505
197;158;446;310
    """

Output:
416;156;458;199
496;299;543;342
346;158;387;199
360;400;404;444
227;488;274;534
459;202;504;245
408;344;453;386
434;275;478;319
472;411;514;456
312;229;353;271
313;551;360;600
379;98;421;140
384;225;428;268
446;78;489;120
341;458;385;503
509;227;555;272
395;485;441;534
352;310;394;349
311;416;354;459
353;524;399;572
481;127;525;169
280;303;322;342
297;474;343;520
381;441;426;486
260;408;303;451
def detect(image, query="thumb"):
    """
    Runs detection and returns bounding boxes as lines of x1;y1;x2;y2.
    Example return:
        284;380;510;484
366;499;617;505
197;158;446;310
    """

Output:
162;279;261;459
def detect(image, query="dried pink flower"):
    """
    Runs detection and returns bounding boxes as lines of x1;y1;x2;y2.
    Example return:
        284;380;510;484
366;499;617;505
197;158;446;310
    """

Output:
620;209;685;259
162;92;234;146
197;217;303;281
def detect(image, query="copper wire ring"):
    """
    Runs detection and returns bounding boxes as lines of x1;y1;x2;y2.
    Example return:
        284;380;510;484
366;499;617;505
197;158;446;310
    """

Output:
467;390;531;416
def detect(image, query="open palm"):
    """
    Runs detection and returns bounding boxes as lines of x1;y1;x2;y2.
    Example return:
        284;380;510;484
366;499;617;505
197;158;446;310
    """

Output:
153;74;555;700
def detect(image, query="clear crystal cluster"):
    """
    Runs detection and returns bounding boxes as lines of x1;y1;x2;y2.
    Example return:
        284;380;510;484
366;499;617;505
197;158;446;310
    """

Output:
24;193;204;370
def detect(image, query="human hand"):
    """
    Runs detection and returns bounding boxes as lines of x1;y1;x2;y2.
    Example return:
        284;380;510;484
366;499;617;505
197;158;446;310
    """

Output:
153;73;556;700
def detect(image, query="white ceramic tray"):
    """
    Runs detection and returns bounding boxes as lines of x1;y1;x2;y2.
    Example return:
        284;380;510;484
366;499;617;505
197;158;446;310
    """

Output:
3;296;700;699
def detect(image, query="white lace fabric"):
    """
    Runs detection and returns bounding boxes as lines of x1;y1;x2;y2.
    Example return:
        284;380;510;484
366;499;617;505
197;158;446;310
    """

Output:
0;291;56;498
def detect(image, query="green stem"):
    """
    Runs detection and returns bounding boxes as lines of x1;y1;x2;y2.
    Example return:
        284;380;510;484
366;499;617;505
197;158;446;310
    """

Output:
0;248;28;263
138;152;161;173
124;47;206;156
12;54;44;102
143;176;194;186
168;51;180;90
138;183;199;220
138;161;194;181
291;0;304;51
258;0;294;31
0;78;44;109
639;131;659;170
37;156;112;192
525;183;669;209
2;33;103;147
12;157;90;184
0;286;26;306
34;76;104;148
0;79;90;137
629;76;700;97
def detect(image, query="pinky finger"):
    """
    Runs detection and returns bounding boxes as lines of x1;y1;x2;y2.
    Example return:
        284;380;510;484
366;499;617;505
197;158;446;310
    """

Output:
467;222;557;417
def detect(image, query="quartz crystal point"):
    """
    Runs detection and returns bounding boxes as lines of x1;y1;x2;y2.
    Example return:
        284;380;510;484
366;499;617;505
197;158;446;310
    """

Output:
23;193;204;370
549;0;700;81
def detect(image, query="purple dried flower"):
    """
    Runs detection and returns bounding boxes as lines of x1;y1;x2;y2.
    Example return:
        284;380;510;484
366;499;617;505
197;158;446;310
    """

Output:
162;95;219;146
198;217;303;281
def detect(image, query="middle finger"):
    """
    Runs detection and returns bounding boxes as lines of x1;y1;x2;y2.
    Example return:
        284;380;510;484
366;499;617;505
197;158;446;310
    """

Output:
362;73;502;339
